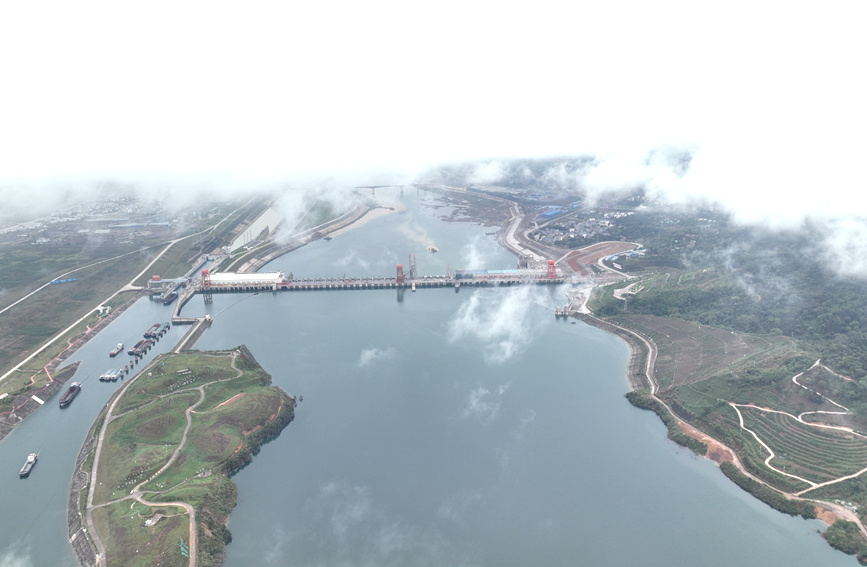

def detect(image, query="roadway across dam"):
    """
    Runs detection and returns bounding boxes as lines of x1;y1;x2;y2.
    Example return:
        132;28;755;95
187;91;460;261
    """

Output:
171;261;566;324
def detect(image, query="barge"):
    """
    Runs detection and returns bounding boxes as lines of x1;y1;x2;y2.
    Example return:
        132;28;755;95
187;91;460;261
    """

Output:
59;382;81;407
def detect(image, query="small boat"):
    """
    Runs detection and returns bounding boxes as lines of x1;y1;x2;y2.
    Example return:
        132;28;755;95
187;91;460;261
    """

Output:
19;453;37;478
109;343;123;357
59;382;81;407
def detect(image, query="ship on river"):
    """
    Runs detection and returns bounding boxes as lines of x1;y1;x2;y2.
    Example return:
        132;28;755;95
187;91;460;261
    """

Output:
59;382;81;407
109;343;123;357
19;453;37;477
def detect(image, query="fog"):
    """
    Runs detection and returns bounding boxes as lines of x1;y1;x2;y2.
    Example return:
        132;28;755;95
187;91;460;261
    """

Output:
1;2;864;235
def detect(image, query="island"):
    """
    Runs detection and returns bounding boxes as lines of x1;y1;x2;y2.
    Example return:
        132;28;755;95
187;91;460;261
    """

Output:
69;345;295;567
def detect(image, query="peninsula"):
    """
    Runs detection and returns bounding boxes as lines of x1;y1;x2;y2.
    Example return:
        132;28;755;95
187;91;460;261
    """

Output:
69;345;295;567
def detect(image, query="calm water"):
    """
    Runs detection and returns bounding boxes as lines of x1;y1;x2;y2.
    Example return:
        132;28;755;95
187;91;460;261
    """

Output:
0;189;858;566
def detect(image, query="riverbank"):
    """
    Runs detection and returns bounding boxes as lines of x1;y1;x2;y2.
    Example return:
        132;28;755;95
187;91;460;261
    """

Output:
575;301;867;538
328;201;406;238
0;291;144;443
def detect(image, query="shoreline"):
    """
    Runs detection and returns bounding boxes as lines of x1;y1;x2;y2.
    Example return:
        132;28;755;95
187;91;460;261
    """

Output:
327;201;406;239
575;305;862;530
0;291;144;443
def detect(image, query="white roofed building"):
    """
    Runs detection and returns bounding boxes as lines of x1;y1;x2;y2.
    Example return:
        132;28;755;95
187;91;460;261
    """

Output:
205;271;286;288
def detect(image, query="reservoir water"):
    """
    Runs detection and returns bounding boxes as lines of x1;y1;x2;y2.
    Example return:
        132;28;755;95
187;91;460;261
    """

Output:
0;188;859;566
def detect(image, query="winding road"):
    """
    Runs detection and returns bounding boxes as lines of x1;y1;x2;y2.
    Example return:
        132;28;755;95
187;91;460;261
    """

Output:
85;352;245;566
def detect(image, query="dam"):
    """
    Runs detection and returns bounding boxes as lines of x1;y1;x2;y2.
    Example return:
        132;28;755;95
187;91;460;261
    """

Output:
171;259;565;323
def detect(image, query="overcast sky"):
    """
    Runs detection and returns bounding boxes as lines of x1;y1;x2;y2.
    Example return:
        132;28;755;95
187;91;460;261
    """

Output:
1;1;864;227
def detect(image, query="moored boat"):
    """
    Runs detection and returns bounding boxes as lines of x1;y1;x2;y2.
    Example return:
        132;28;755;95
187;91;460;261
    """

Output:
128;340;146;355
59;382;81;407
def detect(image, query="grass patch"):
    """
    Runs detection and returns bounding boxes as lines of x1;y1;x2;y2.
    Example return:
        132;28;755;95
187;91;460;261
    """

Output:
96;499;191;567
94;391;200;504
131;235;206;287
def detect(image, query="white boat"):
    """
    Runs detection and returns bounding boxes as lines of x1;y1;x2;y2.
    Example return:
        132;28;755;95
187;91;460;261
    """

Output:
19;453;37;477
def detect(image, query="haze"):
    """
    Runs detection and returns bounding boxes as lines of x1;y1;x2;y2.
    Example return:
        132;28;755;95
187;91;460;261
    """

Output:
1;1;865;230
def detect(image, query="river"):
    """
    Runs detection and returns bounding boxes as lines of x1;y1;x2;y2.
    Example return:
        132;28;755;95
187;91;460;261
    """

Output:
0;188;859;566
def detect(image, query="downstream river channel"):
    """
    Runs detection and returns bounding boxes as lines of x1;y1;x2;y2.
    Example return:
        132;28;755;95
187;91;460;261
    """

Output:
0;188;859;566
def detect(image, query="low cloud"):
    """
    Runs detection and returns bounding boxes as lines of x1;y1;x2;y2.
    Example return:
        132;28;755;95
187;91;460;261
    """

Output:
516;409;536;440
461;383;510;425
335;249;372;271
437;490;483;527
359;346;396;367
0;549;33;567
446;287;543;364
467;161;506;185
320;481;373;542
460;234;501;271
306;480;479;566
262;524;291;565
816;218;867;278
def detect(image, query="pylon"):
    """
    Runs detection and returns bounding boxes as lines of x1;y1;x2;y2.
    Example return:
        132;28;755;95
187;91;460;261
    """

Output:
547;260;557;279
396;264;405;284
202;269;213;304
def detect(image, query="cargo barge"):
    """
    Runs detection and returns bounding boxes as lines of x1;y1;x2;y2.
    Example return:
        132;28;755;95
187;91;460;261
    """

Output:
128;340;146;355
59;382;81;407
109;343;124;357
127;339;154;357
144;322;170;339
19;453;37;477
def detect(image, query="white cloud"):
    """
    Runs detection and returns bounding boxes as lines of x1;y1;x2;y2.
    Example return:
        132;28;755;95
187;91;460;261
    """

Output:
0;1;864;246
437;490;483;527
467;161;506;185
0;549;33;567
460;235;502;272
358;346;396;367
516;409;536;440
447;287;543;363
308;480;480;566
461;383;510;425
320;481;373;542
